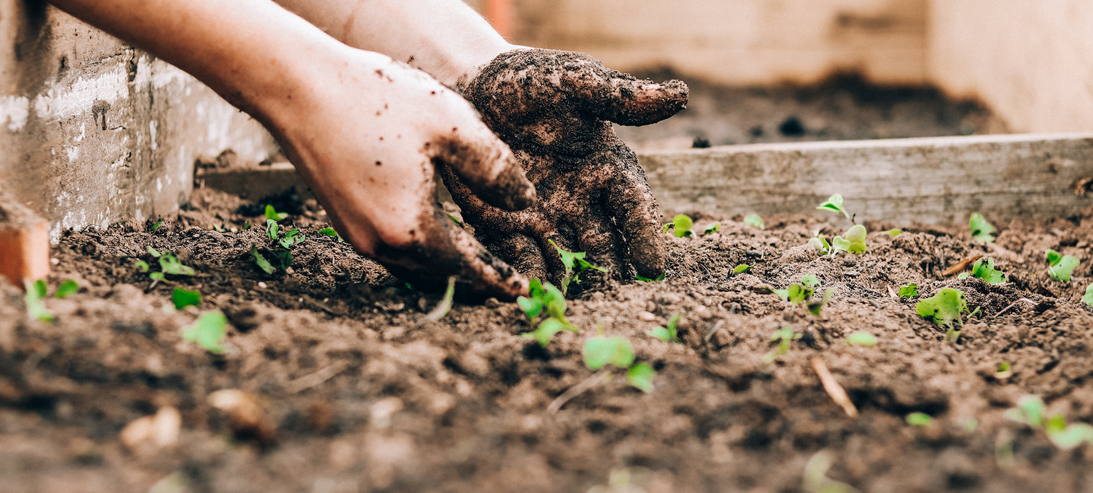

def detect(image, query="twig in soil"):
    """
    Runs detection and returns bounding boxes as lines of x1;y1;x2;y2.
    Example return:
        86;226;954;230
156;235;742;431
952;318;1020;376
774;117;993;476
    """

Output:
285;360;350;394
704;320;724;343
942;254;983;277
992;298;1036;319
420;276;456;324
547;370;609;415
810;357;858;418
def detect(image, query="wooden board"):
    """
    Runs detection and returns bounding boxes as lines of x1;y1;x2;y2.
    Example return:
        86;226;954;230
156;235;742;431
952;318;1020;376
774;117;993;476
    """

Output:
641;133;1093;225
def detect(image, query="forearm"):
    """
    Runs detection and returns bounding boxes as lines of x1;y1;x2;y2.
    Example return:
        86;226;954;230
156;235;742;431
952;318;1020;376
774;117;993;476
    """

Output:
273;0;512;86
48;0;348;122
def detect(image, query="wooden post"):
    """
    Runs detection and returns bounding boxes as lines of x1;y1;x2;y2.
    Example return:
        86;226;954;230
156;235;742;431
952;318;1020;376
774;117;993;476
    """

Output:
0;191;50;287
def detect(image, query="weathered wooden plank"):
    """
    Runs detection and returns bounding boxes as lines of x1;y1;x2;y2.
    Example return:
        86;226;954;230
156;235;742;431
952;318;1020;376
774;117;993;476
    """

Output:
641;133;1093;225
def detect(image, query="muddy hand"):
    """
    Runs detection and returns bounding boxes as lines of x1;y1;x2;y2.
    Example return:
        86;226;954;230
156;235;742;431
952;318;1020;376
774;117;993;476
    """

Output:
267;51;536;300
442;48;688;286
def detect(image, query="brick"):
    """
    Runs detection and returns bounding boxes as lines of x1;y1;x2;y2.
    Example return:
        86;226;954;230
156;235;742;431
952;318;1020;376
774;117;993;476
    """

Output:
0;191;50;287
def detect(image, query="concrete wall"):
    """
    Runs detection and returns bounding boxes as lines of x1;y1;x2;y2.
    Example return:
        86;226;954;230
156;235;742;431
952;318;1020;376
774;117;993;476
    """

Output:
507;0;929;85
927;0;1093;133
0;1;276;240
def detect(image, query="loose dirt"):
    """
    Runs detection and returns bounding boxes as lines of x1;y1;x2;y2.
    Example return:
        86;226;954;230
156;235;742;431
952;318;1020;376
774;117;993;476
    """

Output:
2;185;1092;492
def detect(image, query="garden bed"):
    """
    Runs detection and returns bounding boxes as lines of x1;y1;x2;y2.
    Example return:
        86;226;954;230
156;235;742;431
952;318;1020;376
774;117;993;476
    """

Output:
2;183;1093;492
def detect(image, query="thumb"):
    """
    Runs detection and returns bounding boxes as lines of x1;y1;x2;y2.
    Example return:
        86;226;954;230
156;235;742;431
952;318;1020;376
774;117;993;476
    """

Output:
595;74;689;127
430;124;535;212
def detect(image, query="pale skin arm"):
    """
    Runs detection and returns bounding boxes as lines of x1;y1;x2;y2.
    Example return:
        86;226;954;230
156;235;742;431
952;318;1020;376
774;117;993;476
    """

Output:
48;0;536;299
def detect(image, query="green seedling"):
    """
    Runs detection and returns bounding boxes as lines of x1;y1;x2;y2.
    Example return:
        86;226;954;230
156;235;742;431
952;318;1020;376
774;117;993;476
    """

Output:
817;194;850;219
1083;284;1093;306
732;264;751;275
626;363;656;393
256;220;307;273
549;240;608;295
264;204;288;221
831;225;867;255
24;279;53;322
423;277;457;322
846;331;877;346
151;221;164;233
704;223;721;235
55;279;79;299
523;318;578;347
647;313;681;343
171;287;201;310
318;227;344;242
809;236;831;254
635;273;666;282
885;229;903;237
958;257;1006;284
1004;395;1046;427
744;215;764;230
583;336;636;370
773;275;823;309
1005;395;1093;450
763;327;800;363
806;288;834;317
995;362;1013;379
182;311;228;354
801;274;820;288
134;260;150;272
915;288;968;328
517;279;568;325
252;247;276;275
1046;249;1080;282
969;213;996;243
906;412;933;427
663;214;694;238
446;213;463;227
898;283;919;298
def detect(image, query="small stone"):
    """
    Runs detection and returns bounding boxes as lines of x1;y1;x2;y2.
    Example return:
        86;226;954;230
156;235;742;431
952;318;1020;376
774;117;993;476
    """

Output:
257;282;268;289
120;406;181;452
638;311;656;322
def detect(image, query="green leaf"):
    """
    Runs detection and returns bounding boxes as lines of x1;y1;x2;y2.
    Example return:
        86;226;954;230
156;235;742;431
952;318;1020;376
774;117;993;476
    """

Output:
744;215;764;230
669;215;694;238
149;272;166;282
831;236;851;254
647;314;680;343
318;227;340;238
817;194;849;219
583;336;635;370
279;228;305;248
517;296;545;324
800;274;820;289
846;331;877;346
549;240;606;295
1004;395;1046;428
915;288;968;327
158;253;195;276
626;363;656;393
265;204;288;221
55;279;79;299
787;284;810;304
252;247;275;275
906;412;933;426
522;318;576;347
171;287;202;310
1082;284;1093;306
1046;250;1080;282
266;219;280;240
32;279;48;299
182;311;228;354
772;288;789;301
885;229;903;236
898;283;919;298
808;236;830;253
1047;422;1093;451
635;273;666;282
446;213;463;227
970;213;996;243
806;288;833;316
843;225;867;254
134;260;150;273
147;246;161;258
24;279;54;323
967;258;1006;284
704;223;721;235
732;264;751;275
763;327;799;363
151;221;164;232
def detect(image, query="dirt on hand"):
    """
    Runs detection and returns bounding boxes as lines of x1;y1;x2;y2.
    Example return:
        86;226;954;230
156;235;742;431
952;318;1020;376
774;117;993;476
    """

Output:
446;48;689;287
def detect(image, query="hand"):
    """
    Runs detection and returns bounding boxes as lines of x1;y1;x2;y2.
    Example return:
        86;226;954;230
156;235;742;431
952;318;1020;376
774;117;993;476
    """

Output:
441;48;688;287
264;48;536;299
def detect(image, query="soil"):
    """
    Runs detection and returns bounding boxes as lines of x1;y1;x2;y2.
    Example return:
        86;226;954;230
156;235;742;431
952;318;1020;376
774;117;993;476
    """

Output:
616;72;1011;151
3;184;1093;493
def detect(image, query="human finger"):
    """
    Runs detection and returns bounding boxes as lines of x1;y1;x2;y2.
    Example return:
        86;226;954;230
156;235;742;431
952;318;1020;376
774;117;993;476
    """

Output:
429;122;535;212
604;157;666;280
593;73;689;127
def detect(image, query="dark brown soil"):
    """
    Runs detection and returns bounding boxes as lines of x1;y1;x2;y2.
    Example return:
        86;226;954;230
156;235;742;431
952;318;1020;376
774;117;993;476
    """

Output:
3;186;1093;493
616;72;1011;151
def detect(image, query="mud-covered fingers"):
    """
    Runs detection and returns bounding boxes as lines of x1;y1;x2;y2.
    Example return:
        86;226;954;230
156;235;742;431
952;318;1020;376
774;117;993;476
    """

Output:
430;122;535;212
595;74;689;126
574;213;625;282
487;234;548;282
605;164;666;280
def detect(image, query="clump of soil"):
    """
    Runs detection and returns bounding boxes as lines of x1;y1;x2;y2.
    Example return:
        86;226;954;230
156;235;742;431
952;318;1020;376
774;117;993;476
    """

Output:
2;187;1092;493
616;72;1011;151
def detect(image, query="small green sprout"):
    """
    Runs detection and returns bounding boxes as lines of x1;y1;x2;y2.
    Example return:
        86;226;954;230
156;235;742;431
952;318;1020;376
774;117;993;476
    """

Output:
806;288;834;317
808;236;831;254
583;336;635;370
151;221;164;233
635;273;666;282
969;213;996;243
264;204;288;221
1046;249;1080;282
134;260;150;272
831;225;867;255
213;224;226;233
523;318;578;347
915;288;968;328
817;194;849;219
763;327;800;363
663;214;694;238
1083;284;1093;306
885;229;903;237
773;275;822;307
1005;395;1046;427
704;223;721;235
252;247;276;275
172;287;202;310
24;279;53;322
1005;395;1093;450
55;279;79;299
257;220;307;272
549;240;608;295
182;311;228;354
318;227;343;242
906;412;933;426
517;279;568;325
846;332;877;346
958;257;1006;284
446;213;463;227
423;277;456;322
626;363;656;393
646;313;681;343
732;264;751;275
995;362;1013;379
801;274;820;288
744;215;764;230
158;251;195;276
898;283;919;298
